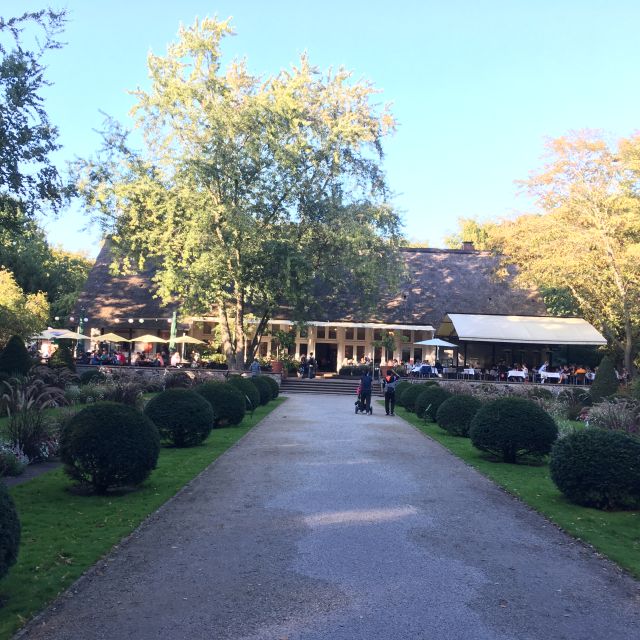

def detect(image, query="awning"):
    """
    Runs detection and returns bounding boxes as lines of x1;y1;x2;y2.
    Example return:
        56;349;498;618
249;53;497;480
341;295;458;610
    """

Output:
437;314;607;346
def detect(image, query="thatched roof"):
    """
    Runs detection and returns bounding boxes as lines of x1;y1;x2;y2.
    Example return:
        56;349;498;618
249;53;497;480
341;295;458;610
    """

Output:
74;244;545;328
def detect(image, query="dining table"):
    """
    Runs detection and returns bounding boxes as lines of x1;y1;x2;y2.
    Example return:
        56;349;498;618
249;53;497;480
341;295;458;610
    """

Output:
507;369;526;380
539;371;561;382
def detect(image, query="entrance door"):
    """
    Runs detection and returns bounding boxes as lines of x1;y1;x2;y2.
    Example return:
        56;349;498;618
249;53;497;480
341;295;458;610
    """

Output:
315;343;338;372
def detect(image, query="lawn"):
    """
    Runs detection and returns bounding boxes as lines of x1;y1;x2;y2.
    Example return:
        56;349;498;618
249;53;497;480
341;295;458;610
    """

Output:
0;398;285;639
391;404;640;579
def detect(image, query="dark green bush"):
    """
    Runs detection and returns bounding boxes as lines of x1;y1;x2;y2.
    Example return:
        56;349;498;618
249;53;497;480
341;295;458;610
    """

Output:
394;380;413;406
557;387;592;420
250;376;272;406
228;376;260;412
49;343;76;371
100;381;145;406
415;385;452;421
550;429;640;510
79;369;106;385
436;395;483;436
144;389;213;447
0;336;32;376
263;375;279;399
590;356;619;403
60;402;160;494
164;371;192;389
470;397;558;463
196;381;246;426
0;482;21;580
401;383;435;413
527;386;553;400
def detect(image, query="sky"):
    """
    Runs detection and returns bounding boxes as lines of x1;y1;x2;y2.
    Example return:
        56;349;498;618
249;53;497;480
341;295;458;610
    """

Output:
4;0;640;257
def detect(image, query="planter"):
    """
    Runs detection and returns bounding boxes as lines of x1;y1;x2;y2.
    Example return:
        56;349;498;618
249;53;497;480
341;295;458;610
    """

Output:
271;360;284;374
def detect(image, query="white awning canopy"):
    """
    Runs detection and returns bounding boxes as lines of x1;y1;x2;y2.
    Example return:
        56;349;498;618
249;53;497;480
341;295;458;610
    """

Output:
437;314;607;346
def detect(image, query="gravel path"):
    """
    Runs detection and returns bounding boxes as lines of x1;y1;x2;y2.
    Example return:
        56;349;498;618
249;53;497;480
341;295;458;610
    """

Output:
21;394;640;639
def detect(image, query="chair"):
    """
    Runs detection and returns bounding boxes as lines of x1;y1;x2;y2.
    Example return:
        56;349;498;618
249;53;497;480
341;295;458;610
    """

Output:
575;373;585;385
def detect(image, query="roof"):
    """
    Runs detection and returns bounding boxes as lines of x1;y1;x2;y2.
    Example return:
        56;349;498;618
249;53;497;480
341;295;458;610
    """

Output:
438;313;607;345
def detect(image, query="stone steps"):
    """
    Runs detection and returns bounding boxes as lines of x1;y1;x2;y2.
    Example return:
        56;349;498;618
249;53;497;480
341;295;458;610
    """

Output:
280;377;384;396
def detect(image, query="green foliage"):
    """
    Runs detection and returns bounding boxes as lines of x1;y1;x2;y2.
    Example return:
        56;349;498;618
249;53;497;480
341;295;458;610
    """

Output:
163;371;192;388
436;395;483;437
590;356;619;403
0;482;20;580
196;381;246;427
0;335;31;376
7;409;57;461
470;397;558;463
263;375;279;399
400;383;437;413
550;429;640;510
415;385;452;421
48;344;75;372
227;375;260;412
587;399;639;436
79;370;106;385
60;402;160;494
394;380;412;405
250;376;272;406
144;389;213;447
0;446;27;477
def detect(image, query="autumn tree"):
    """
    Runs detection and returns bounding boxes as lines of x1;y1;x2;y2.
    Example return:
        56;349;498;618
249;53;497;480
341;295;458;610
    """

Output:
74;18;402;368
443;218;498;250
0;269;48;345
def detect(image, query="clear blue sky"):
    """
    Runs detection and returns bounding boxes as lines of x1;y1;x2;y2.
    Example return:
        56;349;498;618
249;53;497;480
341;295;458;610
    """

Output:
5;0;640;256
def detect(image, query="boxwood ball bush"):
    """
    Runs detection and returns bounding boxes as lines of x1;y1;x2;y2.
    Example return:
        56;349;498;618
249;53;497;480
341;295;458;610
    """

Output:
401;383;436;413
415;386;452;421
0;335;32;376
549;429;640;510
60;402;160;494
0;482;21;580
250;376;272;406
469;397;558;463
79;369;106;385
263;375;279;399
228;375;261;412
394;380;413;406
196;381;246;426
436;395;483;436
144;389;214;447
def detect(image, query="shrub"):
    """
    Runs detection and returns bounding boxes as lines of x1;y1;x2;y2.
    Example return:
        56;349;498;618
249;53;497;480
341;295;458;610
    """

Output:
60;402;160;494
250;376;272;406
164;370;193;389
0;445;28;477
0;482;21;580
144;389;213;447
100;380;145;406
79;370;106;385
263;376;279;399
470;397;558;463
394;380;413;406
550;429;640;509
31;365;79;389
196;381;246;427
587;399;639;436
526;386;554;400
590;356;619;403
631;378;640;402
415;385;452;421
49;344;76;372
1;375;67;415
436;395;483;436
7;409;58;461
401;383;436;413
227;376;260;412
0;335;32;376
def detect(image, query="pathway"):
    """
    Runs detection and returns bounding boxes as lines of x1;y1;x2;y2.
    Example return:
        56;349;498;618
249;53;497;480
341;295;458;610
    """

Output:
21;394;640;639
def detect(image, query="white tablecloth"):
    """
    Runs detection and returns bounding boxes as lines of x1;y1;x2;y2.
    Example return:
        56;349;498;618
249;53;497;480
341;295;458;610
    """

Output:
507;370;526;379
540;371;561;381
463;368;477;376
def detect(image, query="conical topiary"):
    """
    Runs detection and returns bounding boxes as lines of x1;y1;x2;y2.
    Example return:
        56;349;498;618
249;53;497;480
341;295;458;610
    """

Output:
0;335;32;376
49;343;76;372
590;355;619;403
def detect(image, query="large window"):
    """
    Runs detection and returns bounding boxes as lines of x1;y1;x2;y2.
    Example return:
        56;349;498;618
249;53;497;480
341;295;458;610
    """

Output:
373;328;382;341
299;343;308;356
402;348;411;363
328;326;337;340
259;341;268;357
344;345;354;360
356;345;365;361
414;347;423;362
345;327;354;340
356;327;366;341
316;326;326;339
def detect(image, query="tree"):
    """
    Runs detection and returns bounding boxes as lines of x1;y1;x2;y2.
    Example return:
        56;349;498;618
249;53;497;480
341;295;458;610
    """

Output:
443;218;498;250
492;132;640;376
74;18;402;368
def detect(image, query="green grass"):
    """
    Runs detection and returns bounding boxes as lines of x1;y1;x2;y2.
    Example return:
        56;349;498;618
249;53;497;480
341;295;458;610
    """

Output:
391;404;640;579
0;398;285;639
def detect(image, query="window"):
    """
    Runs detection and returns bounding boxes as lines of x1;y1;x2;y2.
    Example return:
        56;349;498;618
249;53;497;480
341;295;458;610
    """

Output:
414;348;423;362
414;330;424;342
202;322;212;335
374;346;382;362
402;348;411;363
344;345;354;359
299;326;308;338
373;328;382;341
259;341;268;357
345;327;354;340
356;328;366;341
356;345;365;361
299;343;308;356
316;326;326;339
271;324;280;333
328;326;337;340
402;330;411;341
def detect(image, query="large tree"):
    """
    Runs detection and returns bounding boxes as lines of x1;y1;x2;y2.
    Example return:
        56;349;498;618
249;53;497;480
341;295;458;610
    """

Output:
0;268;48;345
75;18;402;367
492;132;640;374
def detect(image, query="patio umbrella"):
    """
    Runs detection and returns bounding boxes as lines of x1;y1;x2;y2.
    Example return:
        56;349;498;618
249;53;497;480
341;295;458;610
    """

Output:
172;335;205;344
415;338;458;363
130;334;168;343
98;332;129;343
35;329;91;340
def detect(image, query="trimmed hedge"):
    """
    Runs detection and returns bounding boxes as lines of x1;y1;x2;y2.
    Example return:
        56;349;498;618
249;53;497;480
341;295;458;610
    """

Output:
60;402;160;494
415;385;452;421
250;376;272;406
400;382;437;413
228;375;261;412
196;381;246;427
263;375;279;399
469;397;558;463
0;482;21;580
590;356;619;403
550;429;640;510
0;335;31;376
144;389;214;447
436;395;483;437
394;380;413;406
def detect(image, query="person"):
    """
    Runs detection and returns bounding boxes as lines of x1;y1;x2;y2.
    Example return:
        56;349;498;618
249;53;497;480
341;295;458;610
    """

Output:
154;352;165;367
359;368;373;414
116;350;126;365
299;354;307;378
170;350;181;367
308;352;316;379
383;368;400;415
250;357;260;376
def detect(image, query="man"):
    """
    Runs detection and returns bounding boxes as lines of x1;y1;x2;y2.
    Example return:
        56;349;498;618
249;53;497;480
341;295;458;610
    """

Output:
383;368;400;415
308;352;316;379
170;350;181;367
359;368;373;415
250;357;261;376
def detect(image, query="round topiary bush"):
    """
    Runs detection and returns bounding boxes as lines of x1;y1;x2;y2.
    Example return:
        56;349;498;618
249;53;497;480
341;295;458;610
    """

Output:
436;395;483;436
60;402;160;494
196;381;246;426
144;388;214;447
590;356;619;403
550;429;640;510
394;380;413;406
79;369;106;385
469;397;558;463
164;371;193;389
415;385;452;421
250;376;272;406
0;482;21;580
263;375;279;399
227;376;261;412
401;383;433;413
49;343;76;371
0;335;32;376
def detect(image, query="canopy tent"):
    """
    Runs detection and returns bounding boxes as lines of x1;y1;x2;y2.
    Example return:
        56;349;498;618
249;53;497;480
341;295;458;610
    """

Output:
96;332;129;343
172;335;205;344
130;334;168;343
437;314;607;346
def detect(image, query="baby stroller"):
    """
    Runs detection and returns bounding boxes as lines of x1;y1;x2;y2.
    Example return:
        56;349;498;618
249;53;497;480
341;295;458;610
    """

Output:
354;385;372;415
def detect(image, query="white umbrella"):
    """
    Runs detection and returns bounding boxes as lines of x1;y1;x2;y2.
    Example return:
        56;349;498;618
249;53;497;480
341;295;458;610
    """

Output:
172;335;205;344
129;334;168;343
34;329;91;340
415;338;458;364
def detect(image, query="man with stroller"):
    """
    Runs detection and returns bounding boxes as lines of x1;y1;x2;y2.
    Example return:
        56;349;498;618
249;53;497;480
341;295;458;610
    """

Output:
359;368;373;414
383;367;400;416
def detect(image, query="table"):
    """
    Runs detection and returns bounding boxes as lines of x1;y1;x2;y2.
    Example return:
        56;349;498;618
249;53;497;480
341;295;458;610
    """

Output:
462;368;478;379
539;371;561;382
507;370;526;380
